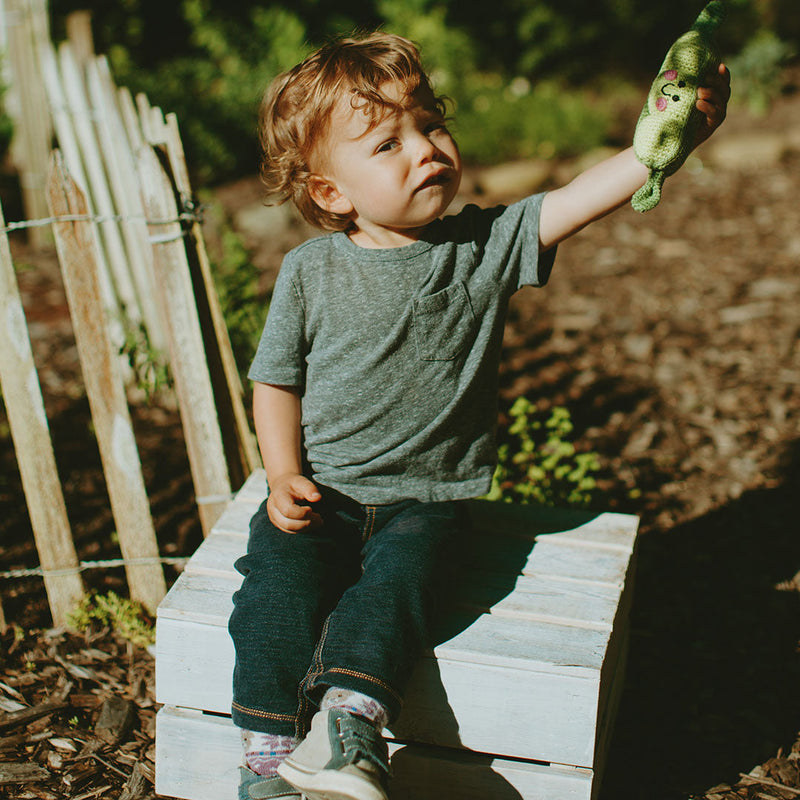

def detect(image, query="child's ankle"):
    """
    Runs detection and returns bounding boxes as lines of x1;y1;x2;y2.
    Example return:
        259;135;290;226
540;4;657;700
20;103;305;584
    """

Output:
320;687;389;730
241;729;298;777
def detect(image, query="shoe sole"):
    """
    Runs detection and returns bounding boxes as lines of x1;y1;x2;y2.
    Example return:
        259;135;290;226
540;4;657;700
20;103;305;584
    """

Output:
277;761;387;800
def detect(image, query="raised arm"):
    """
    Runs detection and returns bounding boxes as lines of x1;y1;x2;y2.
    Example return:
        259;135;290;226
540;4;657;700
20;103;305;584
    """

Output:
253;381;321;532
539;62;730;251
539;147;648;251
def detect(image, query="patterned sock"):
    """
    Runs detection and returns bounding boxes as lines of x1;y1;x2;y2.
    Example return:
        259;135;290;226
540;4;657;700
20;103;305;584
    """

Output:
321;687;390;731
241;729;298;777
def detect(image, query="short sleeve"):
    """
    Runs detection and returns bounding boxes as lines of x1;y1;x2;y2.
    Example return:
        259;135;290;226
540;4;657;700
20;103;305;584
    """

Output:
465;193;557;293
247;257;306;386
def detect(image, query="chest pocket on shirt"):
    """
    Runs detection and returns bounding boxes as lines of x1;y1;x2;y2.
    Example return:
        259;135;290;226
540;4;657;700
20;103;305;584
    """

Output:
412;282;477;361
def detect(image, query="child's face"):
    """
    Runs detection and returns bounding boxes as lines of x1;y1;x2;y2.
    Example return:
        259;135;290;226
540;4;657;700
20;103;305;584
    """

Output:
310;80;462;247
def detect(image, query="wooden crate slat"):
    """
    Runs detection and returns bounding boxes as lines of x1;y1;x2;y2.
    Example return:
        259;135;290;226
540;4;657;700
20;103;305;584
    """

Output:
197;499;257;541
233;470;268;504
155;617;236;712
467;499;637;551
392;655;602;765
156;571;241;626
155;705;595;800
516;538;632;586
179;531;247;578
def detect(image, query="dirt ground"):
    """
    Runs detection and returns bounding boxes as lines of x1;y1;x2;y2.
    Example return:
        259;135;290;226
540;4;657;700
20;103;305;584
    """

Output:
1;73;800;800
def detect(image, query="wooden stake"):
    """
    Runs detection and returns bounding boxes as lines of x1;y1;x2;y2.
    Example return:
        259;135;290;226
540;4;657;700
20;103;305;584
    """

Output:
6;0;52;249
38;41;118;318
162;113;261;486
0;199;84;628
57;42;143;329
136;143;232;533
65;9;95;65
47;151;166;613
87;56;166;351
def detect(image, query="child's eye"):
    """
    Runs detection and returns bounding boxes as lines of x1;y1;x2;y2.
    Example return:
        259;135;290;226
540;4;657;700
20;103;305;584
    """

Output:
376;139;399;154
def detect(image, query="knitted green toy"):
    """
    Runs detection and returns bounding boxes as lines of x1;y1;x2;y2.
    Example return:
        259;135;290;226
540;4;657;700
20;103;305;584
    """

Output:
631;0;726;212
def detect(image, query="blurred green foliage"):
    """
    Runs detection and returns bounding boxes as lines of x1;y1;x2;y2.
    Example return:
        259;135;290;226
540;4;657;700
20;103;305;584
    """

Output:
46;0;797;184
0;78;15;166
199;195;268;378
726;29;795;114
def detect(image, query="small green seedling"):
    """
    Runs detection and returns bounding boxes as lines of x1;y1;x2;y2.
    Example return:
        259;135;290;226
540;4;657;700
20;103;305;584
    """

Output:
487;399;600;507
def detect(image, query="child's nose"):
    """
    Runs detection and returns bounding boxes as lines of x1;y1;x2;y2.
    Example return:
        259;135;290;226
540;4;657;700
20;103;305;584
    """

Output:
412;131;438;162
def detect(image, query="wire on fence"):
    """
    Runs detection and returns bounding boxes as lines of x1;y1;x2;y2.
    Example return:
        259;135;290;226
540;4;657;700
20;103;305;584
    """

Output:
0;556;190;581
0;208;205;243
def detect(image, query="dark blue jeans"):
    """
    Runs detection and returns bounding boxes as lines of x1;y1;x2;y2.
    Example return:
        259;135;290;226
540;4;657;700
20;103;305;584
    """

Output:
229;484;465;738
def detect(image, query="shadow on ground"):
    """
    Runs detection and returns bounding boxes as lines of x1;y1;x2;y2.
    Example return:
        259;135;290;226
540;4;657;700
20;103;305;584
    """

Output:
599;440;800;800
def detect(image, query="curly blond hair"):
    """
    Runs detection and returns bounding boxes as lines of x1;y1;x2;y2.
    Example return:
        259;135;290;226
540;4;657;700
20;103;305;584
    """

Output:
259;32;446;232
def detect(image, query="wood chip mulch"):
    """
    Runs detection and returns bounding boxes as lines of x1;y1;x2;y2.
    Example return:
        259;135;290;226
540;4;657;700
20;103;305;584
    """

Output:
0;626;156;800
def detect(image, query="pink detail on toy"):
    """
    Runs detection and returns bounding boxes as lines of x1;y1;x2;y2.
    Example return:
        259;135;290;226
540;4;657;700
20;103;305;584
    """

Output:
656;97;668;111
664;69;678;80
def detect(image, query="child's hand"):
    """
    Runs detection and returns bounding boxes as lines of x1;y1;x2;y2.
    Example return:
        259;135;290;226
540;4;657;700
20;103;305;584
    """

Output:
694;62;731;148
266;474;323;533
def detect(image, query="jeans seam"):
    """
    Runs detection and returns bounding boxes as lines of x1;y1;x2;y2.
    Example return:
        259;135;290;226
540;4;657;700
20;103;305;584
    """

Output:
362;505;377;543
297;614;331;738
231;702;297;724
324;667;403;706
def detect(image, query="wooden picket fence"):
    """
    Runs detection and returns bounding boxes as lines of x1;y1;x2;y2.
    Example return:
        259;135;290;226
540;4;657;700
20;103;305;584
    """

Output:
0;3;260;629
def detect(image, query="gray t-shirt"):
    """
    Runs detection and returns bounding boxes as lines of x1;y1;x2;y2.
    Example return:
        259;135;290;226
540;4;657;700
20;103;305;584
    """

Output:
248;193;556;504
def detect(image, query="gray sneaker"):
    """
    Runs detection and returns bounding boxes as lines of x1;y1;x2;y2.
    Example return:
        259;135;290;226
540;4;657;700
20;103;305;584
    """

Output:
277;709;390;800
238;766;303;799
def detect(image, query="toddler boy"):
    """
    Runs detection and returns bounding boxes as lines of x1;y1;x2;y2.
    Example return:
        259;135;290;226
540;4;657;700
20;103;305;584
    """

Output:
229;31;730;800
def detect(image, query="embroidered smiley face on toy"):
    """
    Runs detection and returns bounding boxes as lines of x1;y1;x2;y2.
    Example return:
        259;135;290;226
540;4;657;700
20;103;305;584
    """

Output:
656;69;691;112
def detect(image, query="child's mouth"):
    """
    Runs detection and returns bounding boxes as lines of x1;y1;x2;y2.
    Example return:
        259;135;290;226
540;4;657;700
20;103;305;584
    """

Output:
417;172;448;190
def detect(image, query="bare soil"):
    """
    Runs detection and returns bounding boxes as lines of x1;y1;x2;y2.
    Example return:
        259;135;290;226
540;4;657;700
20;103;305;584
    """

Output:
1;79;800;800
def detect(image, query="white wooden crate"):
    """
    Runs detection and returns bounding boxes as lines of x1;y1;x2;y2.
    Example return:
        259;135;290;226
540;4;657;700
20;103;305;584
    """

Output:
155;470;637;800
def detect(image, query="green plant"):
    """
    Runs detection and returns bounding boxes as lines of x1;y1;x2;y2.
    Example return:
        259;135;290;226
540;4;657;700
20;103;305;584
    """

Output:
727;29;795;115
486;398;600;507
68;591;155;648
0;63;15;163
119;319;171;402
453;76;612;165
108;1;311;183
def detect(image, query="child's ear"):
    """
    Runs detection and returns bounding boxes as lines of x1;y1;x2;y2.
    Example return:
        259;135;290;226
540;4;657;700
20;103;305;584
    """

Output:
307;175;353;216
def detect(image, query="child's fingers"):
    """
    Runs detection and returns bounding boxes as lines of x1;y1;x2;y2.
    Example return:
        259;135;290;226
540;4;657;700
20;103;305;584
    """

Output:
267;478;323;532
292;475;322;504
695;63;730;139
696;93;725;122
268;499;322;532
698;63;731;106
